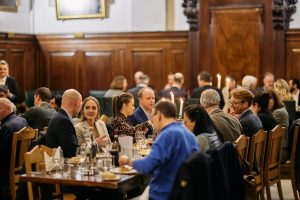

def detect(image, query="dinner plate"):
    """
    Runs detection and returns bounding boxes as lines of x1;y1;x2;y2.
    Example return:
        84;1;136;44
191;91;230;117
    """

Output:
110;167;137;175
102;174;120;181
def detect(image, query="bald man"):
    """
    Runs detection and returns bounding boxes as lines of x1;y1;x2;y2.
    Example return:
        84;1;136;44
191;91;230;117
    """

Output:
0;98;27;190
46;89;82;158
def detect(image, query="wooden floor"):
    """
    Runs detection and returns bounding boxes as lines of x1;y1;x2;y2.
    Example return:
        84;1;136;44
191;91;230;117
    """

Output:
269;179;296;200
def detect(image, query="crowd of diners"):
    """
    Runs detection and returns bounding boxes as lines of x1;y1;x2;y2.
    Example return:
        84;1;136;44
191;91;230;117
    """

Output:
1;58;300;199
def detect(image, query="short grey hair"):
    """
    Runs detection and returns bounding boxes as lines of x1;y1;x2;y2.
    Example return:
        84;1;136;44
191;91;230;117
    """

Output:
200;89;220;107
242;75;257;89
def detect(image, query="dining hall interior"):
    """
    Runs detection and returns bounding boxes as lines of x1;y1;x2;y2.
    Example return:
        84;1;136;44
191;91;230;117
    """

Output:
1;0;300;199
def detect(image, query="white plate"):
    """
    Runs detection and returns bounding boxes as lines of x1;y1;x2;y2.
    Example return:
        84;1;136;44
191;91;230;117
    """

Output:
110;167;137;175
102;174;120;181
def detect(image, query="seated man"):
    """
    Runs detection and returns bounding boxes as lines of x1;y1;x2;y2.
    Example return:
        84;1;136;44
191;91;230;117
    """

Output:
120;100;199;200
46;89;82;158
0;98;27;193
21;87;56;130
191;71;225;109
200;89;242;142
230;88;263;137
0;84;9;98
128;87;155;138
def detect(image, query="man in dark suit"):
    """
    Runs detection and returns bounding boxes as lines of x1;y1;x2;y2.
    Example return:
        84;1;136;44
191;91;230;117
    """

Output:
21;87;56;130
160;72;187;98
46;89;82;158
230;88;262;137
128;74;150;98
128;87;155;138
289;78;300;107
0;98;27;192
192;71;225;109
0;60;20;104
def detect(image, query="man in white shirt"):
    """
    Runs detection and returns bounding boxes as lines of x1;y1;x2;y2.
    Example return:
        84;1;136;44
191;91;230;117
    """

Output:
0;60;20;103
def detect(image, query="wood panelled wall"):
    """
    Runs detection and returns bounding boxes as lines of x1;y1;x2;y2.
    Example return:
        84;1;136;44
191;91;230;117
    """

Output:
0;33;40;101
187;0;286;87
37;32;189;97
286;29;300;80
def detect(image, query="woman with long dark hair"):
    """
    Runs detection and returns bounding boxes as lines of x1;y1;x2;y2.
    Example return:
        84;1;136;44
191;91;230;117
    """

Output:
112;92;150;136
183;104;223;152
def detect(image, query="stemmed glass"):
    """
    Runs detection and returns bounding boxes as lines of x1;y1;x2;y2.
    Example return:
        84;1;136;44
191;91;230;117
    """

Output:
53;148;64;177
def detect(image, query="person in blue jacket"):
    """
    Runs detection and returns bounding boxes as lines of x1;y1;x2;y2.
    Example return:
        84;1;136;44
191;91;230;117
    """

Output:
119;100;199;200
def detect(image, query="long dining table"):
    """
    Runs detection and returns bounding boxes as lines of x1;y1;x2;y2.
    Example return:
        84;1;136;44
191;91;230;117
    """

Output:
20;166;145;199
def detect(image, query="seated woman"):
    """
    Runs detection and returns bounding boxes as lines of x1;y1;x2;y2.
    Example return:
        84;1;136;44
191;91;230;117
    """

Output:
183;104;223;152
251;92;277;131
112;92;150;136
267;88;289;163
75;96;111;148
104;75;128;97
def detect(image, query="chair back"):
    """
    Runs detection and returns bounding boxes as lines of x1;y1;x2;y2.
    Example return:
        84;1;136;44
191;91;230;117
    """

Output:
248;129;267;173
264;125;284;180
234;134;249;164
10;127;38;200
264;125;285;200
24;146;44;200
289;126;299;171
24;145;58;200
89;90;106;98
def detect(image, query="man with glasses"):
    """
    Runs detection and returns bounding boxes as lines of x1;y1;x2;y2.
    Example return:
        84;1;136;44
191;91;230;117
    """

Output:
119;100;199;200
230;88;262;137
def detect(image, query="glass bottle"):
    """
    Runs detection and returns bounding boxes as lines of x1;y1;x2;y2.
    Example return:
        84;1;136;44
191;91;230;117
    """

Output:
110;130;120;166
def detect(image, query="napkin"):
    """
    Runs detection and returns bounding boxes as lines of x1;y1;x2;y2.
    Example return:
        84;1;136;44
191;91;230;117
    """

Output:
44;146;62;172
118;136;133;158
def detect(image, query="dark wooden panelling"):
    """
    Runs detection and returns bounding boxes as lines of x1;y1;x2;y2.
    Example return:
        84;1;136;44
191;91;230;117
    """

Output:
83;51;113;93
0;33;39;102
48;52;77;90
210;7;262;83
190;0;285;87
131;48;165;91
286;29;300;80
37;32;189;97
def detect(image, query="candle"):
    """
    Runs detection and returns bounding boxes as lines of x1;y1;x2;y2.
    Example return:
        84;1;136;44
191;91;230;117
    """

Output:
217;74;221;89
179;98;184;118
225;77;230;88
170;92;174;104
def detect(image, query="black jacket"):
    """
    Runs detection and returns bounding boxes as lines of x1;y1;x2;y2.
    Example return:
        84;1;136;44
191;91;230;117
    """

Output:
170;142;244;200
0;113;27;186
21;102;56;130
5;76;20;103
191;85;225;109
46;109;79;158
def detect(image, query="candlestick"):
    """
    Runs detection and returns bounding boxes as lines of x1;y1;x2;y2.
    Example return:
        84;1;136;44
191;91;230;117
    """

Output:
170;92;174;104
217;74;221;89
179;98;184;118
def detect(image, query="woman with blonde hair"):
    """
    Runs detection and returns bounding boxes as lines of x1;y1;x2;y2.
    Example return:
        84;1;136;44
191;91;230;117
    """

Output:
273;79;293;101
75;96;111;147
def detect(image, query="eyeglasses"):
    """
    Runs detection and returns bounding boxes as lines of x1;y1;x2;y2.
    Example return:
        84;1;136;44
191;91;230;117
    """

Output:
230;101;244;106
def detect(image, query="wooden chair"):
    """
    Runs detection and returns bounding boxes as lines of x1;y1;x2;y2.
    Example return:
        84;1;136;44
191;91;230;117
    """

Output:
248;129;267;200
234;134;249;165
280;125;299;200
25;145;60;200
10;127;38;200
264;125;285;200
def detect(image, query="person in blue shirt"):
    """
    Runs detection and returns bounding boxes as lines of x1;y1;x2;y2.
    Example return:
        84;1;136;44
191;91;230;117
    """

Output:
119;100;199;200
